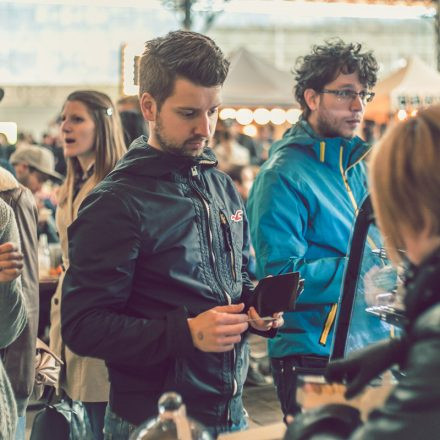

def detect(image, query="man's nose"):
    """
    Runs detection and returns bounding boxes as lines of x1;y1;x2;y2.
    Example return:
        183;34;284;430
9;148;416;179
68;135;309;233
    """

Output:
350;94;365;112
194;114;211;138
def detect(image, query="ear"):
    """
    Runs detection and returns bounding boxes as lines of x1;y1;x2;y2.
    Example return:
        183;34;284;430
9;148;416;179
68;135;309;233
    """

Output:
140;92;157;122
304;88;320;113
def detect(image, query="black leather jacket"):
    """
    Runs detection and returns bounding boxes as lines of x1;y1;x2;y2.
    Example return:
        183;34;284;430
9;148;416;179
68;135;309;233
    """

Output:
61;138;256;429
351;248;440;439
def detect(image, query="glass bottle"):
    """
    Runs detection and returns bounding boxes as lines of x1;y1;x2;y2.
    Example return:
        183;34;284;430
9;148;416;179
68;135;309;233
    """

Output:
130;392;213;440
38;233;51;278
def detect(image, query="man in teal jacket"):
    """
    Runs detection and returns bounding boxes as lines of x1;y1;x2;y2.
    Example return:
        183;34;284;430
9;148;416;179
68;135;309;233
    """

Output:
247;39;382;420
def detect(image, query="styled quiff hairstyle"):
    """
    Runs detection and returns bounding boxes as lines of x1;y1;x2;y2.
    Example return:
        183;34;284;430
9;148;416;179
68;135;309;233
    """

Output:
369;105;440;263
138;30;230;109
294;39;379;118
58;90;126;204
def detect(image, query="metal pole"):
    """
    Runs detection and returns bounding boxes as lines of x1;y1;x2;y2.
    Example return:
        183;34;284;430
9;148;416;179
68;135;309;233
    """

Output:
437;0;440;71
183;0;193;30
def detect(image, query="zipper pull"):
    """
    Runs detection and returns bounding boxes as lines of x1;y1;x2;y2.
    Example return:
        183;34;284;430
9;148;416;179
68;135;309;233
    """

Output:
191;166;198;177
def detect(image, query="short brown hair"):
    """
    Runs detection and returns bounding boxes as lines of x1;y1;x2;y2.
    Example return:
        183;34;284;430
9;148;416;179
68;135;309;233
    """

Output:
369;105;440;263
138;30;229;109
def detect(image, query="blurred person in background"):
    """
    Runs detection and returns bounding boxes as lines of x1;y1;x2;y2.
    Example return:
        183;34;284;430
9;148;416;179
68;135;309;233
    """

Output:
0;85;39;440
49;90;126;440
119;110;148;147
228;165;272;388
0;166;39;440
247;39;379;422
0;133;16;163
213;119;251;172
41;130;67;177
10;145;63;243
227;165;256;203
0;203;26;440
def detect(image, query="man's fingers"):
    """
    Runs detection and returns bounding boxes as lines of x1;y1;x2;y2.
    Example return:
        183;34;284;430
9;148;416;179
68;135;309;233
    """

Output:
0;242;18;254
216;322;249;336
213;312;249;326
0;251;23;261
214;303;245;314
0;260;24;270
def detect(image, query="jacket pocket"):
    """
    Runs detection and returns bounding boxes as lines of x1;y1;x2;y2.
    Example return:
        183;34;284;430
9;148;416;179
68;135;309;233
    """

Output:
219;211;237;282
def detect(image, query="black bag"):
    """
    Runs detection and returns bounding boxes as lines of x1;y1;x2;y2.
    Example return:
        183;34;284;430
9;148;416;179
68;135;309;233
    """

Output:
30;398;94;440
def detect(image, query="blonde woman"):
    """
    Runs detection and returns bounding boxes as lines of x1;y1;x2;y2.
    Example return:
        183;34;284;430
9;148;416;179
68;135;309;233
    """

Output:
319;105;440;439
49;90;126;439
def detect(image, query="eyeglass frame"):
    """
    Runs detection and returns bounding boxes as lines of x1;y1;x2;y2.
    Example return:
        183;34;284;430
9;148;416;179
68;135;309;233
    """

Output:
319;89;375;103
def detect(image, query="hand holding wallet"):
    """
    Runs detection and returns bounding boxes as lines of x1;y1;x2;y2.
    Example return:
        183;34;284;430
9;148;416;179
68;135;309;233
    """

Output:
249;271;303;317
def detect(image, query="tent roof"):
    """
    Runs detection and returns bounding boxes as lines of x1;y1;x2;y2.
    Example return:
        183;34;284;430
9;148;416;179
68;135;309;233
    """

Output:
221;47;298;108
365;56;440;122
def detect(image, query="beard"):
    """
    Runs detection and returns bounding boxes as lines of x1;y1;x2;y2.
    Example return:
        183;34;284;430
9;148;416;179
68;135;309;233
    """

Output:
315;108;357;140
154;115;207;158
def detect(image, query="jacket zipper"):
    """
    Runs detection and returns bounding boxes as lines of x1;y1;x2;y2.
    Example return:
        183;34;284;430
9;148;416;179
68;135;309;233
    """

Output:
189;166;236;424
317;145;375;346
319;304;337;346
219;211;237;282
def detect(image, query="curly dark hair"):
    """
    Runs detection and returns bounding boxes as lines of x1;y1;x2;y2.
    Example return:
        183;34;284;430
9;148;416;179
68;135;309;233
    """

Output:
139;30;230;110
294;39;379;118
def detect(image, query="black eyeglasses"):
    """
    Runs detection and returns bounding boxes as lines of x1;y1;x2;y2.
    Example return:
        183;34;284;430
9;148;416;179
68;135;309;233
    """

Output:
320;89;375;103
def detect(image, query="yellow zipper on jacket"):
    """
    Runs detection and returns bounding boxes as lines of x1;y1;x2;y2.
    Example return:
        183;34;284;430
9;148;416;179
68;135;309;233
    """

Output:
319;303;338;345
318;144;374;347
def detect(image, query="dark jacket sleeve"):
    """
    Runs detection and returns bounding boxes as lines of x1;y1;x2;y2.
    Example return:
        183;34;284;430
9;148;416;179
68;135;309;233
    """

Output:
1;187;39;413
61;189;195;367
350;308;440;439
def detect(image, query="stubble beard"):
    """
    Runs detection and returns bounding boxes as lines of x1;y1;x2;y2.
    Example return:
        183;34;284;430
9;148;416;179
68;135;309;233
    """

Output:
154;117;207;158
316;109;356;140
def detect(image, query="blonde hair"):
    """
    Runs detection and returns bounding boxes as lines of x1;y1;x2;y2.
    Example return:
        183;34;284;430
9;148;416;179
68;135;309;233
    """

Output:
58;90;126;205
369;105;440;263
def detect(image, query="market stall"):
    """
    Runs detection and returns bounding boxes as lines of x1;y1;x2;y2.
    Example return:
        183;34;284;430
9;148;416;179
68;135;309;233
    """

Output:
365;56;440;124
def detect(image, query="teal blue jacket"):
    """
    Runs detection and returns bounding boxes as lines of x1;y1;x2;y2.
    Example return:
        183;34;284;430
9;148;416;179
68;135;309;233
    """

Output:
248;120;372;358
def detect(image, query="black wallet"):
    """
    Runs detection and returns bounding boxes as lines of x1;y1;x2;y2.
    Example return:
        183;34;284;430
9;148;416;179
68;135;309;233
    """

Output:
250;271;303;317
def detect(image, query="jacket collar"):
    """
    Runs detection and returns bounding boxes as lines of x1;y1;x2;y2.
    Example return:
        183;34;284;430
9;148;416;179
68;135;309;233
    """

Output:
0;167;19;191
112;136;217;178
276;119;371;171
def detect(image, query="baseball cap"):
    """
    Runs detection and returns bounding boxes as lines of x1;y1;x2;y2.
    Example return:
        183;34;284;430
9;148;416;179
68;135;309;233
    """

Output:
10;145;64;182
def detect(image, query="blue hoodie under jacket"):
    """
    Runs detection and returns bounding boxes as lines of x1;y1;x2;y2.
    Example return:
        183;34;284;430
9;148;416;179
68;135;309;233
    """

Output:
248;120;375;358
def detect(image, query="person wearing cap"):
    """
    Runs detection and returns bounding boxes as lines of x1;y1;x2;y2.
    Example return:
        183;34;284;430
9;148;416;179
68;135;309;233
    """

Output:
10;145;62;244
10;145;63;195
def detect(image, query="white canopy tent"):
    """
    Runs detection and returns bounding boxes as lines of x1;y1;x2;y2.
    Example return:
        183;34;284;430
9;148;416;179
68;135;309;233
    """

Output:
365;56;440;123
221;47;298;109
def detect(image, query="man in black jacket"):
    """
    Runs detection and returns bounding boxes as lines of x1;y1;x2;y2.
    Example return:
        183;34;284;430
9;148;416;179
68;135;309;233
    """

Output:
61;30;282;439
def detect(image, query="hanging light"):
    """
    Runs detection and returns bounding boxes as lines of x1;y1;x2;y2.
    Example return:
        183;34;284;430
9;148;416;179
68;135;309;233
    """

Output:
219;108;236;120
397;109;407;121
253;108;271;125
286;108;301;124
270;108;286;125
236;108;254;125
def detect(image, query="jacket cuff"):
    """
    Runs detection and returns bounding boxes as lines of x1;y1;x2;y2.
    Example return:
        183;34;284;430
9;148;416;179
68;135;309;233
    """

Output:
249;326;278;339
166;306;196;358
